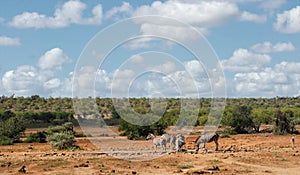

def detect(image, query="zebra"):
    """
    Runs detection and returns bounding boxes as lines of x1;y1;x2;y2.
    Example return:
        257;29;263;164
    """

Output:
175;133;185;152
161;133;176;150
146;133;167;152
194;132;219;153
291;136;295;149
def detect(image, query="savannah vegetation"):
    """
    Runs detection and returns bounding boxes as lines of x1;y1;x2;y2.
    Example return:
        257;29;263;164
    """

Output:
0;95;299;144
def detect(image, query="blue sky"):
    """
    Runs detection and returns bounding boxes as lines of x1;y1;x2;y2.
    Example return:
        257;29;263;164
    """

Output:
0;0;299;98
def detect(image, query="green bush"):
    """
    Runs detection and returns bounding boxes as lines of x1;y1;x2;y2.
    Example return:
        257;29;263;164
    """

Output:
47;132;76;150
0;111;26;144
0;136;13;145
220;128;237;138
118;116;168;140
47;122;77;149
24;131;47;143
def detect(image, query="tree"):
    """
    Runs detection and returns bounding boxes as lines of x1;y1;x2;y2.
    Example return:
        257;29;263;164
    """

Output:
118;115;168;140
250;108;274;132
221;105;254;133
47;122;77;149
0;111;26;145
273;109;293;135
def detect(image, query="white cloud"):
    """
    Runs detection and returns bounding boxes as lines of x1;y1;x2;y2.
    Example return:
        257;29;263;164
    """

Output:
0;17;4;23
2;48;73;97
274;6;300;33
105;2;132;19
0;36;21;46
119;0;266;49
129;54;144;64
222;48;271;72
259;0;286;13
250;41;295;53
133;1;239;27
2;65;41;96
44;78;61;90
38;48;71;70
139;22;203;43
9;0;103;28
127;0;238;47
239;11;267;23
232;63;300;97
274;61;300;74
124;38;153;50
149;61;177;74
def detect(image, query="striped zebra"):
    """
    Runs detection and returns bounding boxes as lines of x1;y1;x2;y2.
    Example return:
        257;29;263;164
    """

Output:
161;133;176;150
194;132;219;153
146;133;167;152
175;133;185;152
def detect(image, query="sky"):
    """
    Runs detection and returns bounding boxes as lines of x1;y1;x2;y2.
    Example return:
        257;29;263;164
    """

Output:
0;0;299;98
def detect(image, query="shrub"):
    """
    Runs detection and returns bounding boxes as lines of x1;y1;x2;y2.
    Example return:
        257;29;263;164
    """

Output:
221;105;254;134
47;132;76;150
0;112;26;144
118;116;168;140
47;122;78;149
220;128;237;138
24;131;47;143
0;136;13;145
273;109;293;135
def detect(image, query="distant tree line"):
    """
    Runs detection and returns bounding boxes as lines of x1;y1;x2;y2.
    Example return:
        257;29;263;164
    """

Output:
0;95;300;140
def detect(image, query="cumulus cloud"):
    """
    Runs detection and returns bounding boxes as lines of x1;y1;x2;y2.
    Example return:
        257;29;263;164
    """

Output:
232;63;300;97
72;59;213;98
2;66;41;96
105;2;132;19
130;0;232;45
38;48;71;70
250;41;295;53
119;0;267;49
2;48;72;97
274;61;300;74
259;0;286;13
222;48;271;72
132;1;239;27
0;36;21;46
9;0;103;28
239;11;267;23
274;6;300;33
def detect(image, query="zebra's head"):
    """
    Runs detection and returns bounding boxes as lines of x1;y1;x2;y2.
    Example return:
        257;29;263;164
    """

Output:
146;133;155;140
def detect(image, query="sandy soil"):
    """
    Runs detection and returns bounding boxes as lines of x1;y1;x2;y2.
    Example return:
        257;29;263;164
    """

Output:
0;129;299;175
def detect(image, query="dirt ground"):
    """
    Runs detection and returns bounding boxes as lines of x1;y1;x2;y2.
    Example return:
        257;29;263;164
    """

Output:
0;128;300;175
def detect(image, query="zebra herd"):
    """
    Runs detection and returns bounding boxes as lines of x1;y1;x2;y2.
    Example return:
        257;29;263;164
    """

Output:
146;132;219;153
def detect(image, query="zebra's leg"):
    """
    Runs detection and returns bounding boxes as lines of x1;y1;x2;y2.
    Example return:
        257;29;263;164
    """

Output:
162;143;166;153
194;143;200;153
203;143;208;153
215;140;219;151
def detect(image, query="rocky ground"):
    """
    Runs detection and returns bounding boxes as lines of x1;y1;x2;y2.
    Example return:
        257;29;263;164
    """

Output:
0;130;299;175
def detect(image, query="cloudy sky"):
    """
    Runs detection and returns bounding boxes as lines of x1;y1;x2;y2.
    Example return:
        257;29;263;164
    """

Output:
0;0;299;98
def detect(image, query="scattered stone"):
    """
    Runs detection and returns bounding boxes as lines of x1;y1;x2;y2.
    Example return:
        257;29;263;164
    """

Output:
207;166;220;171
132;171;137;174
18;165;26;174
76;163;89;167
111;169;116;173
223;145;233;153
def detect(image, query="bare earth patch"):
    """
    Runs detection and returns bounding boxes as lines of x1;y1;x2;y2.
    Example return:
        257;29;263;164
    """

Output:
0;132;299;175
